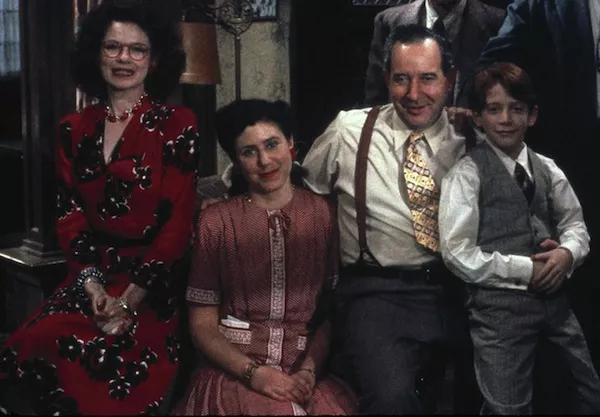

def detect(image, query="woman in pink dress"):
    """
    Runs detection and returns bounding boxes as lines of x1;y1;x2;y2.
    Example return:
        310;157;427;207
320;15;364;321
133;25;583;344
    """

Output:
173;99;357;415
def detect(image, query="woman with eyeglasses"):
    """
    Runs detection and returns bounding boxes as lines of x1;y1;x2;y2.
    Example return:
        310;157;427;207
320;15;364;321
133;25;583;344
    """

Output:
0;0;199;414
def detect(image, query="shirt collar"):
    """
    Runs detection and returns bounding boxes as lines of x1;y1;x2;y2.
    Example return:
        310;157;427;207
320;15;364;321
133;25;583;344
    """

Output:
425;0;467;40
589;0;600;44
392;107;450;154
485;137;531;177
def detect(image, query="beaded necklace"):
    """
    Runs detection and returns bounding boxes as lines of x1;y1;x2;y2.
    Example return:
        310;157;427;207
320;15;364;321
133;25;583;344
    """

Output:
105;92;148;123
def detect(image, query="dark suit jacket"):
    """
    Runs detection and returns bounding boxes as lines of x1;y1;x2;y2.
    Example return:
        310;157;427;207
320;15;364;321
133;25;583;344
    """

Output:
478;0;597;162
364;0;505;107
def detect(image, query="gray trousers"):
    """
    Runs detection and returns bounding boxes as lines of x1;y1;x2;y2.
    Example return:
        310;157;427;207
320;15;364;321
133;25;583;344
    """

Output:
335;270;478;415
467;286;600;415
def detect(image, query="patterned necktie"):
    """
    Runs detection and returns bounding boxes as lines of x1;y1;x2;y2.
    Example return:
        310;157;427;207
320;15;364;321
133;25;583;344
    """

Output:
514;162;535;205
403;132;440;252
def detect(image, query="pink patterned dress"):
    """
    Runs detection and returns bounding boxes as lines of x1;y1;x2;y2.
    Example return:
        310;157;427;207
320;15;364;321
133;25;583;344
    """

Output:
174;188;357;415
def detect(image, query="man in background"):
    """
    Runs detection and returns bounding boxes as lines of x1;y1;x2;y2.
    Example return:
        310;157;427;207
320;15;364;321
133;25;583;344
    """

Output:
364;0;505;110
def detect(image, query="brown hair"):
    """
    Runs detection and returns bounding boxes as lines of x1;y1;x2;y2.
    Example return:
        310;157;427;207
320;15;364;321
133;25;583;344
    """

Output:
471;62;536;113
71;0;185;101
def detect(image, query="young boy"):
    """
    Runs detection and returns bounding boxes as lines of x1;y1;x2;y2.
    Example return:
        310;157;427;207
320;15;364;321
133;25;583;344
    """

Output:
438;62;600;414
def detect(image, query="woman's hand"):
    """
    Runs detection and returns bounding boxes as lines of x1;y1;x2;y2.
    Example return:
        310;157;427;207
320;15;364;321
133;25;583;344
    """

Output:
86;282;112;319
98;316;129;335
250;366;312;404
84;282;136;335
91;294;131;335
93;295;126;321
289;369;316;403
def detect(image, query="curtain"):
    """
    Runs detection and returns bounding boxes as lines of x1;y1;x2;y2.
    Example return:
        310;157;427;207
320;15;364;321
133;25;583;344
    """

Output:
0;0;20;76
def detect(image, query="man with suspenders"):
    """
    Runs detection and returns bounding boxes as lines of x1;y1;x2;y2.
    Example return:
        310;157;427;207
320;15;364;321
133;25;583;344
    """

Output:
302;24;477;414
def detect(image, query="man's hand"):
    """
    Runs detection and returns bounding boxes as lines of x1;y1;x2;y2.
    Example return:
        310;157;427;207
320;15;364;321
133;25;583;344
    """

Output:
250;366;311;404
538;238;559;252
447;106;473;127
529;247;573;294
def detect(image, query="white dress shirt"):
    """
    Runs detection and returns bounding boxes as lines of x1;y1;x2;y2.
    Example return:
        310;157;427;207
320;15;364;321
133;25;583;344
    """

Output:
425;0;467;42
424;0;466;105
439;138;590;291
303;104;467;268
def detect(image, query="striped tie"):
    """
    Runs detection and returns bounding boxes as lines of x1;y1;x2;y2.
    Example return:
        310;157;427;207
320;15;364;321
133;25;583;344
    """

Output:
514;162;535;205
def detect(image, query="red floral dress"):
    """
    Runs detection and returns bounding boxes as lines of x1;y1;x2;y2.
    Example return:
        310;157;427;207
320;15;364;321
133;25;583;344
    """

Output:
0;96;199;415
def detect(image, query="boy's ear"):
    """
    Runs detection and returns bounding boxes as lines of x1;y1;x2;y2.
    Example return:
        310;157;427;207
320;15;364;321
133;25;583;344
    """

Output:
527;105;539;127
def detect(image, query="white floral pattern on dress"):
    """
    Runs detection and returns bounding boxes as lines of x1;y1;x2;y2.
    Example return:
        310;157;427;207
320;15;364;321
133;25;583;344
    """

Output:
218;326;252;345
185;287;219;304
268;210;286;321
266;327;284;366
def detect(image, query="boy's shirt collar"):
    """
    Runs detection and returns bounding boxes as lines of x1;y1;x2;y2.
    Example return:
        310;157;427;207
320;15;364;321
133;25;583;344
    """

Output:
484;136;532;178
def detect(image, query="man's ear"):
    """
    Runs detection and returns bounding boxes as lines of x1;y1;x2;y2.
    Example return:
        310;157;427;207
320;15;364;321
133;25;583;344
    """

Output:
528;105;539;127
446;65;457;92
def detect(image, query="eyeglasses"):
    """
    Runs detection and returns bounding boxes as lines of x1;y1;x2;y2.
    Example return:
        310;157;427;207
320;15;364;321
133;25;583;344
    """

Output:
102;41;150;61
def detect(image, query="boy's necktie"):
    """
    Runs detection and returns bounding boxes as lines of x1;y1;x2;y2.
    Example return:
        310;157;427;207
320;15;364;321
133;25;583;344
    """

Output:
514;162;535;205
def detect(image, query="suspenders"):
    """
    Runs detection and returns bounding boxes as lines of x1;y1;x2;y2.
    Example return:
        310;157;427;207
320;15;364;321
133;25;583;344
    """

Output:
353;106;477;267
354;106;381;266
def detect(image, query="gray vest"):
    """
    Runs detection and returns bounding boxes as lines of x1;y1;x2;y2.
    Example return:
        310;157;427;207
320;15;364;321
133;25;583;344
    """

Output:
469;141;558;256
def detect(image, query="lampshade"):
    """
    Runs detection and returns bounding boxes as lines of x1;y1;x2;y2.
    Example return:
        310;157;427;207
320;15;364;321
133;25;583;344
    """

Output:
180;21;221;85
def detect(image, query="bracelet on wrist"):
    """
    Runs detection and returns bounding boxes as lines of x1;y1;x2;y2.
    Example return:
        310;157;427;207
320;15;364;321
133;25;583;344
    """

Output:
83;276;99;286
298;368;316;379
75;267;106;300
242;361;260;386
